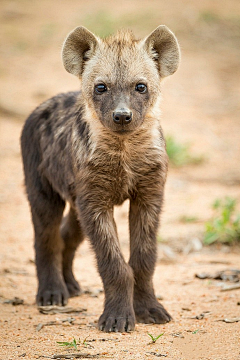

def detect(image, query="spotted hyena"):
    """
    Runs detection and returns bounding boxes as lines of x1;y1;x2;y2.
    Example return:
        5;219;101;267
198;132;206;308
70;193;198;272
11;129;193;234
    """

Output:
21;25;180;332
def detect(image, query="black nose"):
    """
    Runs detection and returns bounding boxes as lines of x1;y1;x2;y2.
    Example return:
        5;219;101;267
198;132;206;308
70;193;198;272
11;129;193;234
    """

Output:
113;110;132;125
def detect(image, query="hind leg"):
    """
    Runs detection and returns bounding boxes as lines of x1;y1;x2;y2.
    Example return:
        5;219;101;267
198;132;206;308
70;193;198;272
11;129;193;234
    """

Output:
29;179;69;306
61;207;84;297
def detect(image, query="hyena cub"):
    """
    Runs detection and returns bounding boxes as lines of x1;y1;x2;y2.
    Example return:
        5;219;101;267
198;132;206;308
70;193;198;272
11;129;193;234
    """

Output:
21;25;180;332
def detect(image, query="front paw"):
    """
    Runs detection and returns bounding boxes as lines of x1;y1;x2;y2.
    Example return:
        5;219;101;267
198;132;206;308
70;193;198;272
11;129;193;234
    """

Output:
98;306;135;332
37;282;69;306
134;297;172;324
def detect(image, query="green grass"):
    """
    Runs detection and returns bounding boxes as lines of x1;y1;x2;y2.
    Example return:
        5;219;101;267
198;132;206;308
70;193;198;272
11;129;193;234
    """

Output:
179;215;198;223
147;332;164;343
166;135;204;167
38;23;58;47
204;197;240;245
199;10;220;23
157;235;166;243
82;10;116;38
82;9;163;38
57;338;78;350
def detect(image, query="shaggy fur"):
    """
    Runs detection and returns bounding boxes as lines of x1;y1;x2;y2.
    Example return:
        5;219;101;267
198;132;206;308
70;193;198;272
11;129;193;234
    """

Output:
21;25;180;332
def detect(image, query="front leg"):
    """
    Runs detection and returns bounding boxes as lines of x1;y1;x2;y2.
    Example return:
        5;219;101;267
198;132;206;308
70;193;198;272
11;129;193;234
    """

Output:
129;191;172;324
77;196;135;332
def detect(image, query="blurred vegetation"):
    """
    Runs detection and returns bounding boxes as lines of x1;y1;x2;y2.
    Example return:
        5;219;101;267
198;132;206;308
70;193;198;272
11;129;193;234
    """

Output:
1;2;240;50
204;197;240;245
199;10;220;23
166;135;204;167
38;23;58;45
80;7;240;50
82;11;116;38
179;215;198;223
1;3;240;59
82;10;160;38
196;9;240;49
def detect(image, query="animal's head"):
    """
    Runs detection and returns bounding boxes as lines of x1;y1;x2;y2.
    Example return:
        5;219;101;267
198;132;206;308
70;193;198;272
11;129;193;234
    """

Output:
62;26;180;135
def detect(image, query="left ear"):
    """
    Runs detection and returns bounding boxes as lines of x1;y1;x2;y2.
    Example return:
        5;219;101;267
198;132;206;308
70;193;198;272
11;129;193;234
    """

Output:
143;25;180;78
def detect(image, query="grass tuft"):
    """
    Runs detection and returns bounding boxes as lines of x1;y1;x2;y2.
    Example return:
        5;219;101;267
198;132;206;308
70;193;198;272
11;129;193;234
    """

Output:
57;338;78;350
179;215;198;223
204;197;240;245
147;332;164;343
199;10;220;23
166;135;204;167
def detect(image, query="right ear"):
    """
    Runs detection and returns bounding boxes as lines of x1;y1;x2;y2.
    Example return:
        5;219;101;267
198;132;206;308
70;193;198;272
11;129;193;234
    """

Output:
62;26;98;77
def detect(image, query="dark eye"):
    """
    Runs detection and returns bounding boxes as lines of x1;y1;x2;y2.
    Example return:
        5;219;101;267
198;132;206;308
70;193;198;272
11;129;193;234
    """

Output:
94;83;107;94
135;83;147;93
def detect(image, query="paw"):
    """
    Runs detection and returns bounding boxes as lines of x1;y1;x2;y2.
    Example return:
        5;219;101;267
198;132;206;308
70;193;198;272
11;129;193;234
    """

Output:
65;277;81;297
37;283;69;306
98;307;135;332
134;301;172;324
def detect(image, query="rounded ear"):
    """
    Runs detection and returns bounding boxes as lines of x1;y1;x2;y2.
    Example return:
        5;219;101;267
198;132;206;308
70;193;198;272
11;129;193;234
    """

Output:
62;26;98;77
143;25;180;78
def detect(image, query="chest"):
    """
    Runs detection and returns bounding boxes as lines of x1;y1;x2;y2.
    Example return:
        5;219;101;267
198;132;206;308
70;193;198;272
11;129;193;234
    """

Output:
84;144;164;206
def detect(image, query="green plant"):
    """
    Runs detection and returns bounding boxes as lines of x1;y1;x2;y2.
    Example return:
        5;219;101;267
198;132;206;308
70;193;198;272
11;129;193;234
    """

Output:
82;336;91;347
147;332;164;343
199;10;220;23
157;235;166;243
82;10;116;38
82;9;162;38
204;197;240;245
57;338;78;350
179;215;198;223
165;135;203;167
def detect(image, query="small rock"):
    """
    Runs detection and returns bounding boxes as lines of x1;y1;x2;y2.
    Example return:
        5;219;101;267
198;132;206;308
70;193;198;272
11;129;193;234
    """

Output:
183;238;202;254
3;297;24;305
159;244;177;261
217;317;240;323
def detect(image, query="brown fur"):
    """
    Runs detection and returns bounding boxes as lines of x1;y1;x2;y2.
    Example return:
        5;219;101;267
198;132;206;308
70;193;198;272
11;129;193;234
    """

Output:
21;26;180;332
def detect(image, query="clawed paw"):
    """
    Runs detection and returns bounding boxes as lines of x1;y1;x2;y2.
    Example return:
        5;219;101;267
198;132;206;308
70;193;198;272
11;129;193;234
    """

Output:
98;309;135;332
37;282;69;306
64;275;82;297
135;301;172;324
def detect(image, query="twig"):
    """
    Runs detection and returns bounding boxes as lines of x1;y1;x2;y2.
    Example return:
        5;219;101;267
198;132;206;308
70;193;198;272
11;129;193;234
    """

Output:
36;318;75;331
52;353;112;359
146;352;167;357
221;283;240;292
216;317;240;323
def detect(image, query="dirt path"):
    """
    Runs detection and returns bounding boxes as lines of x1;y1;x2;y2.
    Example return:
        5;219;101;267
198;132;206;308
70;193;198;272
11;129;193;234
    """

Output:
0;0;240;359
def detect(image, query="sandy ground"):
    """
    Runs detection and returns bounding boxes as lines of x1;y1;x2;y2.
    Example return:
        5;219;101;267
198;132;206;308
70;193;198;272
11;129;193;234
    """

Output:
0;0;240;359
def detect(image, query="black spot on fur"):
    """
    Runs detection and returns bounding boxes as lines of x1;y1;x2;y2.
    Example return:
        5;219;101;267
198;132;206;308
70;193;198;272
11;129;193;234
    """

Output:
76;109;90;151
77;120;87;138
40;109;53;137
78;121;90;151
45;120;52;137
58;133;67;151
68;182;76;203
42;110;50;120
51;101;58;111
64;95;76;108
